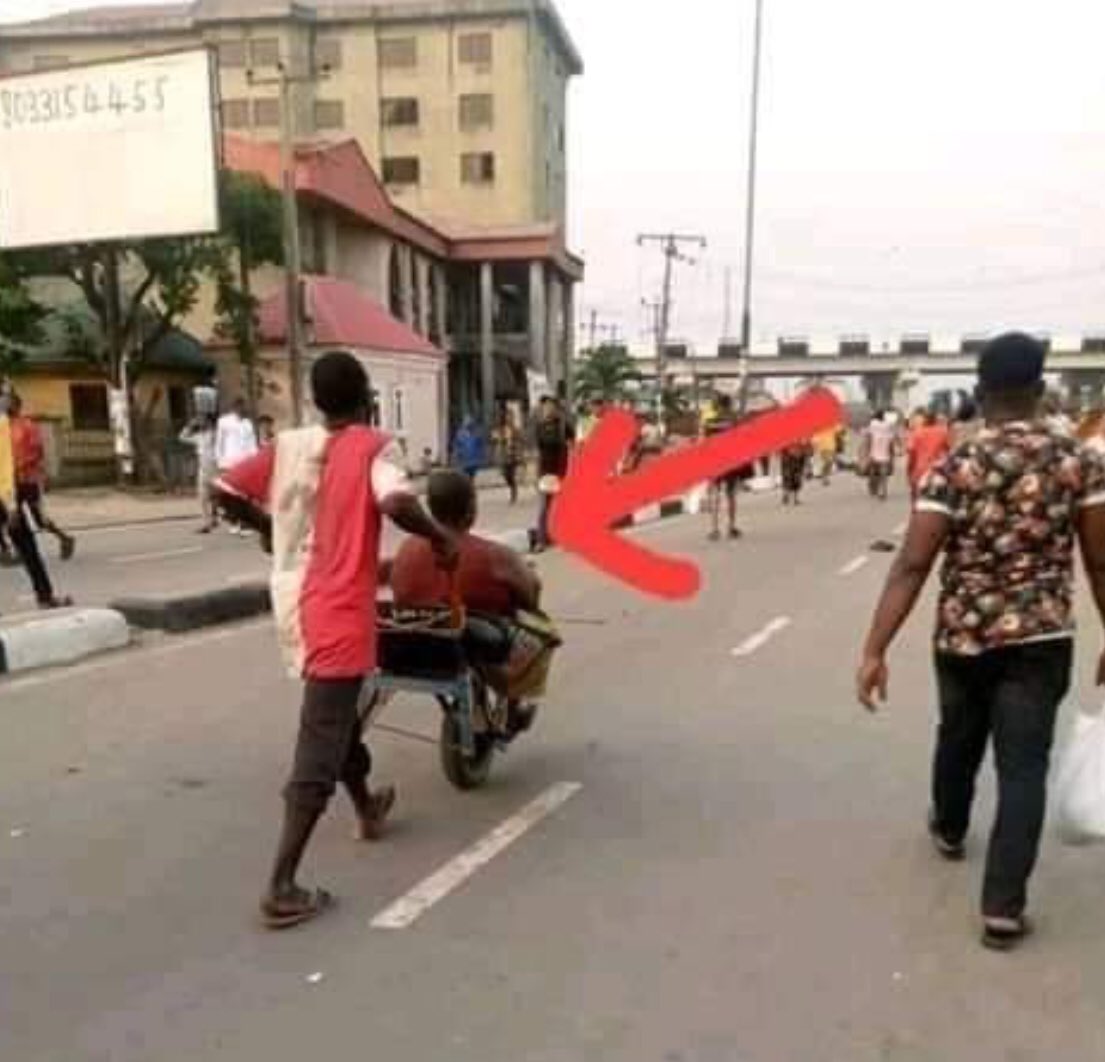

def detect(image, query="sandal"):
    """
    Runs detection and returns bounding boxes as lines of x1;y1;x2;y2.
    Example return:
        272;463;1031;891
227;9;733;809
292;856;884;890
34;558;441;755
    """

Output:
260;887;335;930
981;916;1033;952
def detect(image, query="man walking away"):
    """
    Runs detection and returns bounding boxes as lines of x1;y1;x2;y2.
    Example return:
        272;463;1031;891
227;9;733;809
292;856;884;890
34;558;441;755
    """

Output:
857;332;1105;951
906;409;951;503
8;394;75;560
214;352;457;930
180;412;219;533
532;396;573;552
215;398;258;535
705;394;749;540
0;395;71;611
494;411;523;504
865;411;896;500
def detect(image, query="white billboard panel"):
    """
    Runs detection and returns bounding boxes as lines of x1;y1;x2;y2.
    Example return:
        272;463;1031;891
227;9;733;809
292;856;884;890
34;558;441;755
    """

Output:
0;49;220;249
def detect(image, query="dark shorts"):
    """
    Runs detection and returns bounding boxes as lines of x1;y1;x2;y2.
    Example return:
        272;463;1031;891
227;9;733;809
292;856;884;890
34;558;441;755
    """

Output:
284;677;372;814
15;482;47;530
715;466;754;493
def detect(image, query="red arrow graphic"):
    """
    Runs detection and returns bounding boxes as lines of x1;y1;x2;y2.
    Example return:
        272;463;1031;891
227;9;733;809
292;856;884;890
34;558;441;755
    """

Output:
550;389;844;600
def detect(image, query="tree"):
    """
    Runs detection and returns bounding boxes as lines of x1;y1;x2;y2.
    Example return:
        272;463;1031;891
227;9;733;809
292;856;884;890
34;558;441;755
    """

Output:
0;253;46;377
211;171;285;414
574;343;642;407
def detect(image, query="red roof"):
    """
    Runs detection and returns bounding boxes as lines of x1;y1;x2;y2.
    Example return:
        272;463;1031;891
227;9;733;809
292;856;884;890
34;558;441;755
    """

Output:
223;134;583;280
258;276;444;359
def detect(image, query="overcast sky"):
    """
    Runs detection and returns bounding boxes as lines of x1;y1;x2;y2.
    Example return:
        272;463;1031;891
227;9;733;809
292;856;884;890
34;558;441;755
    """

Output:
5;0;1105;352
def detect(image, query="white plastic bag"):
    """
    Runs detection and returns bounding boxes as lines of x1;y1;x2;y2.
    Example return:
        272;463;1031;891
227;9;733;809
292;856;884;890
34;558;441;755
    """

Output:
1055;710;1105;846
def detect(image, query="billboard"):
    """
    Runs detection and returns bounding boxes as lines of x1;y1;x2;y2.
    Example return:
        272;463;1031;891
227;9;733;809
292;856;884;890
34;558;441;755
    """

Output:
0;49;220;249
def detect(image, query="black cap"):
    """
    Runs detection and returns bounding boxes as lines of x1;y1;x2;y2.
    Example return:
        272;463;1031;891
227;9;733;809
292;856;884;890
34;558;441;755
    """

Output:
977;332;1046;394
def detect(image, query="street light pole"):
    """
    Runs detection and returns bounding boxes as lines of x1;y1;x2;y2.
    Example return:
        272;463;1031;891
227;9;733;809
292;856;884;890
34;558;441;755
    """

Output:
249;59;330;426
738;0;766;414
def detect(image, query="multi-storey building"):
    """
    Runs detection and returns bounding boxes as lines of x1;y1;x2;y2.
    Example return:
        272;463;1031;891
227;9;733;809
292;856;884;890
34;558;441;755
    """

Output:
0;0;583;430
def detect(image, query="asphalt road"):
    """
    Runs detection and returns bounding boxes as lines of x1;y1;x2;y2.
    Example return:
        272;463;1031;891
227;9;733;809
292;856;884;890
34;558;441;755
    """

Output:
3;474;1105;1062
0;486;532;613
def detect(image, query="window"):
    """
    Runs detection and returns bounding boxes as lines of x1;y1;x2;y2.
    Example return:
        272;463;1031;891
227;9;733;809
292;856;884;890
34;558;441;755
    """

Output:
252;97;280;127
33;55;69;71
458;32;492;66
314;36;342;71
383;156;420;186
314;100;344;130
221;98;250;129
391;387;406;434
458;93;493;130
460;152;495;185
216;40;246;68
69;384;110;432
249;37;280;69
379;37;417;69
382;97;419;127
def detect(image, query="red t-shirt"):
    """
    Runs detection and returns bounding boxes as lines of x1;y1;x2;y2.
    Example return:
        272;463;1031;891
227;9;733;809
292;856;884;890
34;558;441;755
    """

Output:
220;425;407;679
10;415;45;485
908;424;951;487
392;533;516;616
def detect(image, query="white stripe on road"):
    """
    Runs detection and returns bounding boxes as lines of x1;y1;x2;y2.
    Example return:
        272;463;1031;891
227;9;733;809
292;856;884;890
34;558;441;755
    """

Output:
839;555;869;576
731;616;792;658
371;782;583;930
110;547;204;565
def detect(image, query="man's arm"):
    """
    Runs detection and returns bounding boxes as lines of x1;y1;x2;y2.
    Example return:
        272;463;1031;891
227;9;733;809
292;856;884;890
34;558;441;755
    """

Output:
491;545;541;612
857;510;949;711
1077;504;1105;686
378;493;458;569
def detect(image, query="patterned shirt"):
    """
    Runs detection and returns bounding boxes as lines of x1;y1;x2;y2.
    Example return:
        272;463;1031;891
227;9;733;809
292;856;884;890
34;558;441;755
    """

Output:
917;421;1105;656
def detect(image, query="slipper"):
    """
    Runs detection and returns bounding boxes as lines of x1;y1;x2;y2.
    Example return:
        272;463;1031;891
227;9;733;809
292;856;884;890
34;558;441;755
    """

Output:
260;887;335;930
981;916;1033;952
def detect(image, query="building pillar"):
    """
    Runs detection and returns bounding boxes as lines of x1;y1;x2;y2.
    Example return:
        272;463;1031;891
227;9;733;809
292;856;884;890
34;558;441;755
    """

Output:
528;260;547;376
433;263;448;346
416;256;431;337
545;272;560;387
399;244;415;325
321;211;340;276
479;261;495;429
562;279;576;406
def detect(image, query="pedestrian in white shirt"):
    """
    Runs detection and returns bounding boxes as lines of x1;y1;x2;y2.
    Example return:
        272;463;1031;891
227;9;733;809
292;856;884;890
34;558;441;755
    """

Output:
864;411;897;501
180;413;219;533
216;399;258;535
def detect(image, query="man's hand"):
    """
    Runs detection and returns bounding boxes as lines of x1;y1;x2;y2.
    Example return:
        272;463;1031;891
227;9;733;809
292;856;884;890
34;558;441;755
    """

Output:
857;655;889;713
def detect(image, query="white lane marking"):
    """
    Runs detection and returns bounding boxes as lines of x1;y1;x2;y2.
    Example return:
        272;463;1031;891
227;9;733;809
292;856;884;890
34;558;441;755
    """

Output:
371;781;583;930
0;618;270;694
731;616;792;658
839;555;870;576
110;547;204;565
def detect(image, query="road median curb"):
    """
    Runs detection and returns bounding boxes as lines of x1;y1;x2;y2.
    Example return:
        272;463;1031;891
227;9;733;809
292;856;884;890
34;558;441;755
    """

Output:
0;608;131;676
111;583;272;634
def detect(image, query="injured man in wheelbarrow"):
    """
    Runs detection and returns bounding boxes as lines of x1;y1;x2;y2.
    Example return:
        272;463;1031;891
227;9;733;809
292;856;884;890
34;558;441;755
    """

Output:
212;352;459;930
388;469;562;735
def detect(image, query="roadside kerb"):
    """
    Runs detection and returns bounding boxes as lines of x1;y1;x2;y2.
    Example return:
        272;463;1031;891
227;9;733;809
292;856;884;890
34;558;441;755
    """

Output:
0;608;131;676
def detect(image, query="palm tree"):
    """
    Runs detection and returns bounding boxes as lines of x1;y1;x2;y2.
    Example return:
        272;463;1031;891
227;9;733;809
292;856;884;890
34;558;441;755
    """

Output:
574;344;642;407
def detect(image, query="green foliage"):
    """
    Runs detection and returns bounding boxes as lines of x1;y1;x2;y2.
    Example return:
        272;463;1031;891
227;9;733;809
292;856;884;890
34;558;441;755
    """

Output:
574;344;642;406
0;253;45;374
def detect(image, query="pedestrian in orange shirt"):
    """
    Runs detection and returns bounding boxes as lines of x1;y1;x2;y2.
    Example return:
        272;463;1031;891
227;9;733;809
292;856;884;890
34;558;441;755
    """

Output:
907;409;951;501
8;394;76;560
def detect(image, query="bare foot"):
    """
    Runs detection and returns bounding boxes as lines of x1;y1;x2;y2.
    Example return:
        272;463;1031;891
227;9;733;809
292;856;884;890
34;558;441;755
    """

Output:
354;785;397;842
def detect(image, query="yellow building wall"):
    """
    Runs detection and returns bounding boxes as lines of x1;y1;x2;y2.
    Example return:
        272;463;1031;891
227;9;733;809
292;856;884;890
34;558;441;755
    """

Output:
0;10;569;229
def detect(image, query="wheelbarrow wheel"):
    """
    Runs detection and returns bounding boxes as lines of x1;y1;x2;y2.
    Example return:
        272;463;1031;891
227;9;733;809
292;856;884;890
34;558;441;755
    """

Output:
440;714;495;791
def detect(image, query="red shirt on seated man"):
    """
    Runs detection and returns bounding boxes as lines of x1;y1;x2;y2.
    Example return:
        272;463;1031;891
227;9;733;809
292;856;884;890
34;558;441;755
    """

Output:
391;469;540;616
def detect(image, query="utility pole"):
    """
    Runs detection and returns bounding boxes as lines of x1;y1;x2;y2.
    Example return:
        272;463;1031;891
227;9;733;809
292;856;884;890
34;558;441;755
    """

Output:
249;59;330;425
738;0;766;413
722;265;734;339
637;234;706;419
587;308;598;351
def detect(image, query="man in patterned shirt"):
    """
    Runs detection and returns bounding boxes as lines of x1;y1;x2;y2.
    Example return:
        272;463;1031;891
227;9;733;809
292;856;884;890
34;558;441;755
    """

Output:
857;332;1105;951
